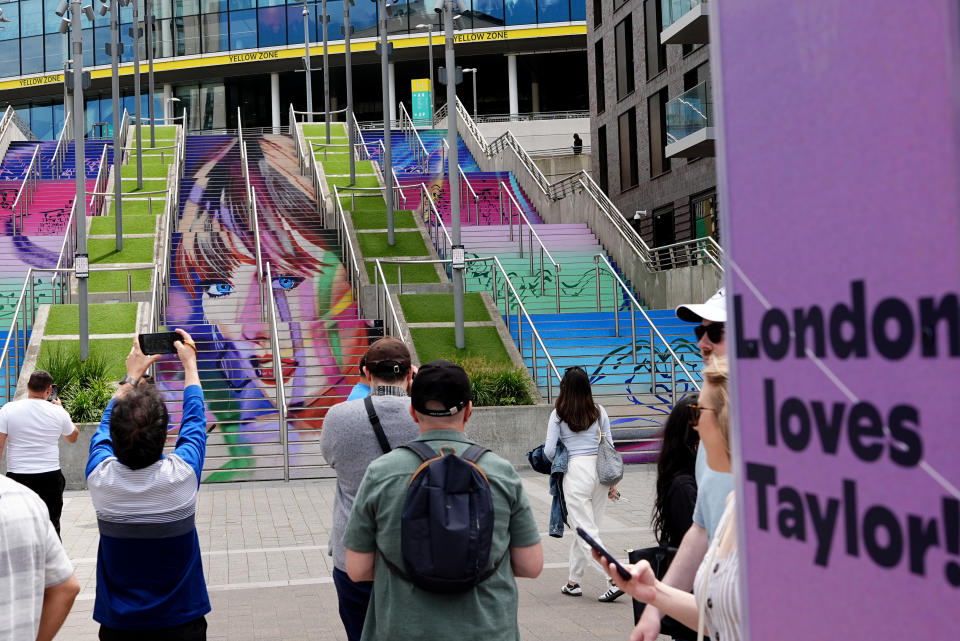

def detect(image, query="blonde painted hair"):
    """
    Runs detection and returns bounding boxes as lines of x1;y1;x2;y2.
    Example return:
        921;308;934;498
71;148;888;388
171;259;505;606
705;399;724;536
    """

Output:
701;356;730;456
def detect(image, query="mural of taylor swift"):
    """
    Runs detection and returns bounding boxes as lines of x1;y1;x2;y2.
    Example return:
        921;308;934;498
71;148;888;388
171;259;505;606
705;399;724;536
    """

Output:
160;135;370;481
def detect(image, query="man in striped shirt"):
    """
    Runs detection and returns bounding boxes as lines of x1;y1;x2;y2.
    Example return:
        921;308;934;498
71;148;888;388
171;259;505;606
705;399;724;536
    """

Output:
85;330;210;641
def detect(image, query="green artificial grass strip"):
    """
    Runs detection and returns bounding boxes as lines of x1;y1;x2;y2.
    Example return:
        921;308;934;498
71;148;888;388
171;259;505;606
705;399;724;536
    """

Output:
357;231;427;258
411;326;512;367
302;123;347;138
88;237;155;264
399;293;490;323
121;163;169;178
109;199;163;217
327;176;380;189
87;269;152;293
364;261;440;284
45;303;138;335
38;338;133;380
321;158;374;175
338;195;386;212
90;215;157;235
121;178;167;194
351;209;416;230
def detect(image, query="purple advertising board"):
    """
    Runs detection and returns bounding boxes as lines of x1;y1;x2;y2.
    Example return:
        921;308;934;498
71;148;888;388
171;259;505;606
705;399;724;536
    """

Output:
711;2;960;638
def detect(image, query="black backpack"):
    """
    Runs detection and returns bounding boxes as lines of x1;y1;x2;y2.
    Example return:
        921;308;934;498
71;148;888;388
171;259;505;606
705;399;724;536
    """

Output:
380;441;503;593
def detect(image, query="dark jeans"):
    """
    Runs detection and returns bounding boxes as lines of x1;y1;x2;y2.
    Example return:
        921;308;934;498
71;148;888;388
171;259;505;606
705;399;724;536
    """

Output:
332;567;373;641
99;616;207;641
7;469;65;538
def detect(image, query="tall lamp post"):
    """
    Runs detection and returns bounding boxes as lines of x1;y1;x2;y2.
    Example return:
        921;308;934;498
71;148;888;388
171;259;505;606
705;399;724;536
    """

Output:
440;0;464;348
321;0;330;144
414;22;435;127
378;0;394;246
463;67;477;118
56;0;97;360
98;0;129;252
145;0;155;147
301;1;313;123
344;0;355;184
130;0;143;188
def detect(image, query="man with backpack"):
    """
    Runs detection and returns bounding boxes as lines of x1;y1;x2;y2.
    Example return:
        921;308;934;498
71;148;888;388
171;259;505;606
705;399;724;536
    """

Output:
319;337;419;641
343;360;543;640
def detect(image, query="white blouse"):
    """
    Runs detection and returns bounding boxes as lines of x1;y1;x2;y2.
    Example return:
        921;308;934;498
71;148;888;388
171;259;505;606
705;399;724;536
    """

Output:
693;499;741;641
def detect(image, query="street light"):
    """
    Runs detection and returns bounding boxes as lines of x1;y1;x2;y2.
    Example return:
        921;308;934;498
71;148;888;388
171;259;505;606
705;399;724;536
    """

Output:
98;0;130;252
59;0;96;359
378;0;394;246
300;0;332;141
145;0;156;147
343;0;355;184
463;67;477;118
302;3;313;123
414;22;435;127
128;0;143;189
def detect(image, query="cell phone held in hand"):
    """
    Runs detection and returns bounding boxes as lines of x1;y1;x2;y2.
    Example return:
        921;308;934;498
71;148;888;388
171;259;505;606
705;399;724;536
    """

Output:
576;526;631;580
48;384;59;403
139;332;182;355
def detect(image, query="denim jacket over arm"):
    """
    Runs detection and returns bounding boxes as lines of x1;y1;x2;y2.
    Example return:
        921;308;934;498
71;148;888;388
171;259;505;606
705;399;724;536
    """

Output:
548;441;569;538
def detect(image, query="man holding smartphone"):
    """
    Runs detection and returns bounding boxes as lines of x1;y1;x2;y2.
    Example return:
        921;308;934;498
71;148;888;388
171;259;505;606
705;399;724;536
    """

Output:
0;370;79;538
86;330;211;641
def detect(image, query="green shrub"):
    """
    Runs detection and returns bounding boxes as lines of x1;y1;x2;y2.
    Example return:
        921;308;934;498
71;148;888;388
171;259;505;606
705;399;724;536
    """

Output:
36;347;114;423
450;356;534;407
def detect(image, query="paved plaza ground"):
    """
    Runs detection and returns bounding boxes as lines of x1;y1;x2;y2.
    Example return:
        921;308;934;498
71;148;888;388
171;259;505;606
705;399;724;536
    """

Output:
55;465;662;641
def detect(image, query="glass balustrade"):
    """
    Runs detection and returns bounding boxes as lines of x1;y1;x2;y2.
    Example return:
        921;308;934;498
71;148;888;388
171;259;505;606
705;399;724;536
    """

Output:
661;0;701;31
665;80;712;145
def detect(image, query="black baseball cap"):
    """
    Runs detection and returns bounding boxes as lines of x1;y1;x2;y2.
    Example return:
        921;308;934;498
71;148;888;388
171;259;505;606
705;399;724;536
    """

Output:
410;360;472;417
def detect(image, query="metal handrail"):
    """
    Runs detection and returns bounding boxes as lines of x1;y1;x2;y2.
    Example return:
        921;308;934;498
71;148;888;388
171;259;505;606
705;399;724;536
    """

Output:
52;200;78;286
0;272;35;403
250;186;265;318
332;185;365;318
11;145;41;234
352;111;367;161
292;107;349;117
117;109;131;164
263;261;290;482
51;111;73;176
492;129;551;196
498;179;561;306
593;253;701;390
471;110;590;123
418;183;452;257
89;145;110;217
458;164;479;222
648;235;723;272
398;102;429;172
371;259;406;341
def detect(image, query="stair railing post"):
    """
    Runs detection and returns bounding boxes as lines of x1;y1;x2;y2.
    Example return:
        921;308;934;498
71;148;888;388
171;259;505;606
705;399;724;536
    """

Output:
555;264;560;314
671;357;677;406
613;276;620;337
397;264;402;296
531;331;537;396
528;228;534;276
498;182;503;225
594;256;601;312
649;327;656;393
630;302;637;364
504;279;510;332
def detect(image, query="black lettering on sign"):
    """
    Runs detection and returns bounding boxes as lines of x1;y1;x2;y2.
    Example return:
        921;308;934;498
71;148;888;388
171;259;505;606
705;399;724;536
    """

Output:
18;74;63;87
453;30;507;43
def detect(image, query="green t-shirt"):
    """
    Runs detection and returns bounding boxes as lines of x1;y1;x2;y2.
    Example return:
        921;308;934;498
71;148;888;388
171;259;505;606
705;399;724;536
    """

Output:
342;429;541;641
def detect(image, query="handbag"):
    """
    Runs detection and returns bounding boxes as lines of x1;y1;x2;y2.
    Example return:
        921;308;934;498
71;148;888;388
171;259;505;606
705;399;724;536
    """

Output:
596;423;623;486
628;544;696;640
526;443;553;475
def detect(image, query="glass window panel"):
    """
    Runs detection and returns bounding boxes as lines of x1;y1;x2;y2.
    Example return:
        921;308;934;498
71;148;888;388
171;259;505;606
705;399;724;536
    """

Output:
471;0;502;27
201;0;226;12
97;95;113;134
406;2;437;33
82;26;93;66
175;15;200;53
32;105;54;140
385;0;408;34
201;12;227;51
119;19;134;61
324;1;343;44
258;0;283;7
94;25;111;64
229;8;255;48
119;1;132;22
257;6;284;45
53;103;65;137
285;4;312;45
571;0;585;21
0;40;19;76
350;0;376;37
504;0;534;25
199;83;225;129
44;0;64;33
22;35;45;74
538;0;570;23
154;16;173;57
230;0;255;10
0;4;21;41
44;33;67;72
152;0;173;20
174;0;199;16
20;0;43;37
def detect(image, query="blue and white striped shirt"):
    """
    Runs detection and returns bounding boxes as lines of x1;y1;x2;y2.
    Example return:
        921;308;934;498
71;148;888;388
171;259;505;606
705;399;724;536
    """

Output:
86;384;210;630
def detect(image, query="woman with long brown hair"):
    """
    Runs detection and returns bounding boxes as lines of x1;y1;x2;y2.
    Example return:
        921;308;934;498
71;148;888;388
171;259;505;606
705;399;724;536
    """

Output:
544;366;622;602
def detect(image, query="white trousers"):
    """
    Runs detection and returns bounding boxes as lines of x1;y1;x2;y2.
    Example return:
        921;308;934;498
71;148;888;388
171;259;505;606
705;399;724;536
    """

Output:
563;454;609;583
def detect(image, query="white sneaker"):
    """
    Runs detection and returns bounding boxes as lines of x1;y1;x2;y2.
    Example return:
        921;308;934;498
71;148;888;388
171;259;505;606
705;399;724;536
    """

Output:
561;582;582;596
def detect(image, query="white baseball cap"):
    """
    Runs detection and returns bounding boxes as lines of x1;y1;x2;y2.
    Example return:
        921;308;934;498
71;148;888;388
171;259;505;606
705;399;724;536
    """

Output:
675;288;726;323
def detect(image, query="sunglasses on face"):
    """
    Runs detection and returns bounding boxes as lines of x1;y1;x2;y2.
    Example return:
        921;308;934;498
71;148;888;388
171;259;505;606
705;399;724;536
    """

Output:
688;403;716;428
694;323;725;344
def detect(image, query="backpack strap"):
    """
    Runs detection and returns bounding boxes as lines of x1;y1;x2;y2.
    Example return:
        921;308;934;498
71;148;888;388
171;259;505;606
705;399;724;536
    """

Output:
400;440;439;461
461;444;489;463
363;396;392;454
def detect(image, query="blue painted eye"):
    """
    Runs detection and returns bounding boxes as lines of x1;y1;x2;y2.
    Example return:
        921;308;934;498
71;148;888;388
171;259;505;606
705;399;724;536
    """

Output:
273;276;303;291
205;282;234;297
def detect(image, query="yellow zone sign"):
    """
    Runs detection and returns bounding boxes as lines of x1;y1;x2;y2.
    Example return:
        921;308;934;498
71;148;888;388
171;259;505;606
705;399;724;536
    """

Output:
0;24;586;92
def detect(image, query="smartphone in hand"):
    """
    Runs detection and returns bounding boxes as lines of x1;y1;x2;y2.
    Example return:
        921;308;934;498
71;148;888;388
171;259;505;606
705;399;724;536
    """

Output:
49;384;59;403
139;332;182;355
576;526;631;580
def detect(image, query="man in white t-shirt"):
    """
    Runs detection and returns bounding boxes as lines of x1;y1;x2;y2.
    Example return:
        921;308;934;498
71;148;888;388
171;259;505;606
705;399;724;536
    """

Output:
0;370;79;537
0;474;80;640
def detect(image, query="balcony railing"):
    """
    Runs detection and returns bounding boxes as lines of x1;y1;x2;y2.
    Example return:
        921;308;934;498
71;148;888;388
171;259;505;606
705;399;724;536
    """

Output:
661;0;709;45
665;81;713;156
